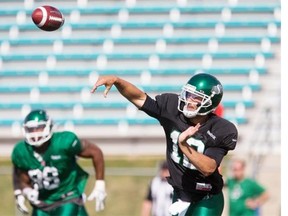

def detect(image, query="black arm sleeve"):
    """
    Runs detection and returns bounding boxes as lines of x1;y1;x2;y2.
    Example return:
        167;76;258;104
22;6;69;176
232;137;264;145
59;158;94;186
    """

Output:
140;95;162;119
204;147;228;166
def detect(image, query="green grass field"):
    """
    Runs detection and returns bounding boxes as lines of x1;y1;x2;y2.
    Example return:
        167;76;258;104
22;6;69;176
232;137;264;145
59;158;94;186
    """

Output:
0;155;166;216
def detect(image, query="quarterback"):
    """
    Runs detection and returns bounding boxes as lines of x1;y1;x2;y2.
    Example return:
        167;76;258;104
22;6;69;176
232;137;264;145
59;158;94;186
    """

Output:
12;109;106;216
91;73;238;216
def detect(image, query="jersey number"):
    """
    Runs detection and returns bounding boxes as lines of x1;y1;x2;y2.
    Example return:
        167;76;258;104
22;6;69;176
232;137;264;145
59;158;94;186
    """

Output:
28;166;60;190
170;130;205;170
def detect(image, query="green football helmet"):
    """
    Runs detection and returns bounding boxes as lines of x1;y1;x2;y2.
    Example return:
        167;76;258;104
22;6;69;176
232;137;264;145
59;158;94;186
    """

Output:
22;109;53;146
178;73;223;118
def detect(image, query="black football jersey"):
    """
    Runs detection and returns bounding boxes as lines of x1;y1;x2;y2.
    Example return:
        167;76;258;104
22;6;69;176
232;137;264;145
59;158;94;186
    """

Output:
141;93;238;201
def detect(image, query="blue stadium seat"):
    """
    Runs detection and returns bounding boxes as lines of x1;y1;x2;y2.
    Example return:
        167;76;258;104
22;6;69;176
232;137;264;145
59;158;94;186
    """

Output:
0;99;254;110
0;116;248;126
0;51;274;61
0;83;261;93
0;35;280;45
0;4;280;16
0;1;280;131
0;67;268;77
0;20;281;31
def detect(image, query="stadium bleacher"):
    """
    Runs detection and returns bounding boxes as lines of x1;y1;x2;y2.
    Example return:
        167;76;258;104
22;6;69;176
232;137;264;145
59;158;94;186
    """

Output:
0;2;281;216
0;0;280;149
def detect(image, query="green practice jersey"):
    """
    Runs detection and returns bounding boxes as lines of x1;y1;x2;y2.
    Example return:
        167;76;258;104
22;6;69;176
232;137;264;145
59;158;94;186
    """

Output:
11;131;89;204
227;178;266;216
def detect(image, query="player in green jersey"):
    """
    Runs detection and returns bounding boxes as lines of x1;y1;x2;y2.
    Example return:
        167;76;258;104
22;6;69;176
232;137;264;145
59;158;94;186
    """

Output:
12;109;106;216
226;158;269;216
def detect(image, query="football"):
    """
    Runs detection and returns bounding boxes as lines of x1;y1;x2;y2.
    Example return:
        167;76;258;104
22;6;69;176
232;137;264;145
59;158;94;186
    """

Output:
31;5;65;31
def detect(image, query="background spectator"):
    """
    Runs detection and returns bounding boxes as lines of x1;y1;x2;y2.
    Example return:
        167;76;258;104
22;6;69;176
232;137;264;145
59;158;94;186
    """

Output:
226;158;269;216
141;161;173;216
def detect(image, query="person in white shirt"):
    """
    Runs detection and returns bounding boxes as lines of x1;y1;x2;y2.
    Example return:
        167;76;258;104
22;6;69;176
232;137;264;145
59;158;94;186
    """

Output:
141;161;173;216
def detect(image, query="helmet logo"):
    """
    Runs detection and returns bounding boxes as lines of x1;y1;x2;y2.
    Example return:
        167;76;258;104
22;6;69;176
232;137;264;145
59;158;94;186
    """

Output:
212;84;222;95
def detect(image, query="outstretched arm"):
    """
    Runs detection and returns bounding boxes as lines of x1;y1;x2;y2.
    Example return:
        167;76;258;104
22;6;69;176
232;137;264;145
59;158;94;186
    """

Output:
90;75;147;109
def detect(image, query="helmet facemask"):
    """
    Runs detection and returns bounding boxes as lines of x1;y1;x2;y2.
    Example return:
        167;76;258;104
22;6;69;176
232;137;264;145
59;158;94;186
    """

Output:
178;83;222;118
178;84;212;118
23;118;53;147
